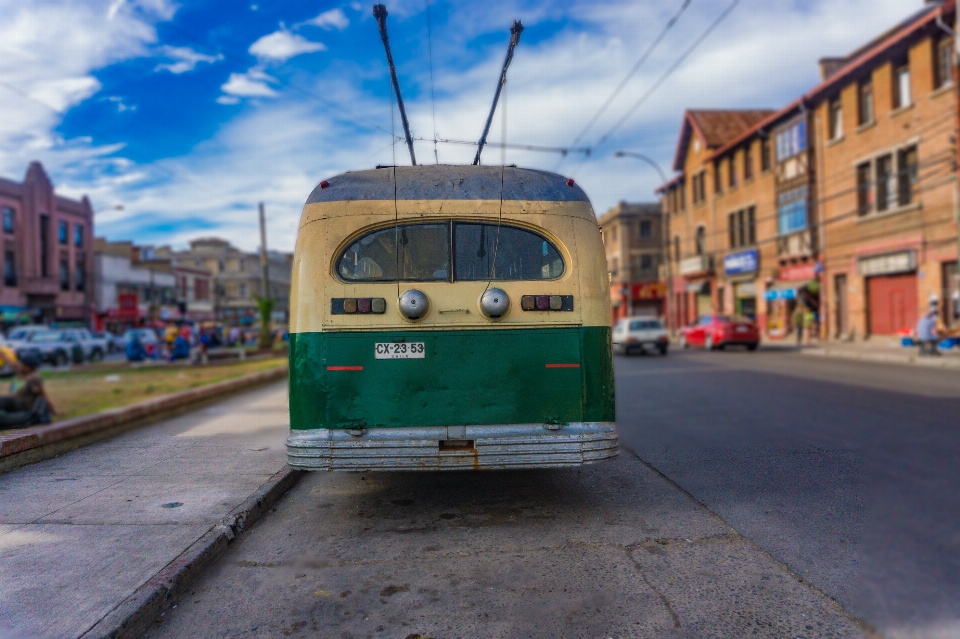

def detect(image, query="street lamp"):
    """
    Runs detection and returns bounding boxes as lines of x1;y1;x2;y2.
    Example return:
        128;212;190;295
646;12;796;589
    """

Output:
614;151;673;332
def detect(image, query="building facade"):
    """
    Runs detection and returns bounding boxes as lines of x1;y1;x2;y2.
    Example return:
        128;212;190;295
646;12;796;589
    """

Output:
155;238;292;324
658;0;959;340
598;202;667;322
94;240;177;331
0;162;94;326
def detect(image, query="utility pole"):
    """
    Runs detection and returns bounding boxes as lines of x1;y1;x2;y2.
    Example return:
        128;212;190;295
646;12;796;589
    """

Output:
258;202;269;301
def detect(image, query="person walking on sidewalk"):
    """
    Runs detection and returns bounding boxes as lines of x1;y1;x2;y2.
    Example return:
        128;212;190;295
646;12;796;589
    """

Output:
793;305;805;346
916;308;941;356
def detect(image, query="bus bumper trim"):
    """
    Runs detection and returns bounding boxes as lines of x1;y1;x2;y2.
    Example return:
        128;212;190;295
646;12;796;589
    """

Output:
286;422;618;471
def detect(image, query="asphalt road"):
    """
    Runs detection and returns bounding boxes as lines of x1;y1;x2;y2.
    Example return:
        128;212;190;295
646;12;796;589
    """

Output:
616;347;960;639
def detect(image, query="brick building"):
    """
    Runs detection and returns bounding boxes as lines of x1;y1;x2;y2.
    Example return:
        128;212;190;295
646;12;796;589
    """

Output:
0;161;94;326
658;0;960;340
598;201;667;321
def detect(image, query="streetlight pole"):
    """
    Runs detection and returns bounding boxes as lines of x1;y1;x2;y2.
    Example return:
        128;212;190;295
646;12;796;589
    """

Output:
615;151;674;332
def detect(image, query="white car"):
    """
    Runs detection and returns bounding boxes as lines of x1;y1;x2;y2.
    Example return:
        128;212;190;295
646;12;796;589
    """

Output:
6;325;49;351
613;317;670;356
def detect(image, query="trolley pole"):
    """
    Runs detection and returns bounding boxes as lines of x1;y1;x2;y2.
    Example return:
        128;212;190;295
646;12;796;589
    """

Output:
474;20;524;165
373;4;416;165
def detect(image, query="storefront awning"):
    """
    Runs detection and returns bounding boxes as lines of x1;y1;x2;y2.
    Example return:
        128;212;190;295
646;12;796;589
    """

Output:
764;280;815;300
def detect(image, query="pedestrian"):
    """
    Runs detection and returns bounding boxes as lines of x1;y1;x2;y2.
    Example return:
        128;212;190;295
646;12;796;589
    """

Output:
803;308;815;346
916;308;940;356
125;332;147;362
169;334;190;361
792;305;805;346
0;355;55;429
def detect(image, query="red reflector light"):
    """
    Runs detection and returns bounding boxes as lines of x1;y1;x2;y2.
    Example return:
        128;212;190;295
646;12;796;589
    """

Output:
327;365;363;371
566;178;575;187
546;363;580;369
320;180;330;189
536;295;550;310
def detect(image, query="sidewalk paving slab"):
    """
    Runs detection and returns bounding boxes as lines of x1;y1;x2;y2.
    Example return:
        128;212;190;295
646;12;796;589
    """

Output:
0;381;296;639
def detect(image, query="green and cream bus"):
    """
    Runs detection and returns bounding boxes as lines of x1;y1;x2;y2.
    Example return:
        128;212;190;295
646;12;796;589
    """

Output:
286;164;617;471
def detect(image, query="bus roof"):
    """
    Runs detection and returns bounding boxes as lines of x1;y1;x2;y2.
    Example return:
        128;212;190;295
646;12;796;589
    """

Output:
305;165;590;204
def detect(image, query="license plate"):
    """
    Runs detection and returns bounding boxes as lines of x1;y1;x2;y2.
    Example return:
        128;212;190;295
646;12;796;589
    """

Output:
735;326;748;333
374;342;425;359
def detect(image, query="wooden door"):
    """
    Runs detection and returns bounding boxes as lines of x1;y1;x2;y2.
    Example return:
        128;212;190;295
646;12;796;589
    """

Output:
867;273;918;335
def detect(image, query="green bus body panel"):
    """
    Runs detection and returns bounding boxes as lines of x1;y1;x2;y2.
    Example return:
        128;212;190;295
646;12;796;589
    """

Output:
288;327;614;430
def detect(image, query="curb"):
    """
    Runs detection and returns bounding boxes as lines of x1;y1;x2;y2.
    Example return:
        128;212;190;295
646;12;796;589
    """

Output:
79;467;306;639
799;347;960;369
0;364;288;473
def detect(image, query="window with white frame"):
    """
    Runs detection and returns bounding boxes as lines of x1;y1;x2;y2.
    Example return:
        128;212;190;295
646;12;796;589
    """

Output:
775;121;806;162
893;56;912;109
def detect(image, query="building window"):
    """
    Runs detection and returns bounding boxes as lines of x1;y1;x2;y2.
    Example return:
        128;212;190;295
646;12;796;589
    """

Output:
728;156;737;188
679;180;686;210
898;146;918;206
856;162;872;215
1;207;13;234
610;257;618;276
776;121;806;162
75;258;85;292
639;220;652;238
59;258;69;291
74;224;83;247
695;226;706;255
744;145;753;181
58;221;68;245
858;79;874;125
935;37;953;89
893;59;911;109
4;251;15;287
728;207;756;248
640;254;653;270
673;236;681;262
829;98;843;140
777;186;808;235
692;172;706;205
195;279;209;300
714;162;723;194
761;138;771;172
610;225;617;243
39;214;49;278
239;283;247;298
876;154;894;212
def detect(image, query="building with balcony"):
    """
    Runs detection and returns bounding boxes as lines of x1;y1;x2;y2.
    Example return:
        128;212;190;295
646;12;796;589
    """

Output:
0;161;94;326
658;0;959;340
598;202;666;321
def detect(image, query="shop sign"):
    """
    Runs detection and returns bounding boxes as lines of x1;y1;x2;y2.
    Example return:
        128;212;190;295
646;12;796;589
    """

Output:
723;249;758;276
734;281;756;297
780;262;820;281
118;293;139;319
858;251;916;277
632;282;666;300
679;255;711;276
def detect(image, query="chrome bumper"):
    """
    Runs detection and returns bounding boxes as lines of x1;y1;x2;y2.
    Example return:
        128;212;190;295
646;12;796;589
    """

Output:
286;422;618;471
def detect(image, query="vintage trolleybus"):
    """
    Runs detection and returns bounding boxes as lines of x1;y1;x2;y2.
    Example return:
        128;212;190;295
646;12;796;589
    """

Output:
287;165;617;471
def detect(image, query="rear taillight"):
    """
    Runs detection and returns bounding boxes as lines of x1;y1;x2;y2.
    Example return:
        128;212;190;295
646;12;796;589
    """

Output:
520;295;574;312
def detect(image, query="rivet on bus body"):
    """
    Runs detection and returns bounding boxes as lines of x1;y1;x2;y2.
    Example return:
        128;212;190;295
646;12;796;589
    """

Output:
343;298;358;314
520;295;536;311
549;295;562;311
536;295;550;310
398;289;429;320
479;288;510;319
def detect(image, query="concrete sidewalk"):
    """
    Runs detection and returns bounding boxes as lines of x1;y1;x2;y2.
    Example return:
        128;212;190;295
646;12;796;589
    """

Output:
794;338;960;368
0;381;292;639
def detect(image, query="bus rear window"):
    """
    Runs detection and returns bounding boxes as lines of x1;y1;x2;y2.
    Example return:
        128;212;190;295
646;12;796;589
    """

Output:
336;222;563;282
454;223;563;281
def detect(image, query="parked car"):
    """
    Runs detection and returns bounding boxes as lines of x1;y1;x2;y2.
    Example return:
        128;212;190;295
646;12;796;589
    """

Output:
119;328;161;352
17;328;108;366
679;315;760;351
5;325;49;351
613;317;669;356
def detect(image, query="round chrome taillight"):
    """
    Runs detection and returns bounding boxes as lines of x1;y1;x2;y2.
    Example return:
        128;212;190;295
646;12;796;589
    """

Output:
479;288;510;319
398;289;429;320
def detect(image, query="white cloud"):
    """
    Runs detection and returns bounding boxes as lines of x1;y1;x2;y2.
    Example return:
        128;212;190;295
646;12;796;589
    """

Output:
155;45;222;74
304;8;349;31
248;29;326;63
221;68;278;98
217;95;241;105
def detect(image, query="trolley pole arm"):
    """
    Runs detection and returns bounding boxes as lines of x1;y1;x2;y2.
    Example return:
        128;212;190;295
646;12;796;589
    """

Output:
473;20;524;165
373;4;416;165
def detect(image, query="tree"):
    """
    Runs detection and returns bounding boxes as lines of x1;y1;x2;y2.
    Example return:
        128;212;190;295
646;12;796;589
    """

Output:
256;296;275;349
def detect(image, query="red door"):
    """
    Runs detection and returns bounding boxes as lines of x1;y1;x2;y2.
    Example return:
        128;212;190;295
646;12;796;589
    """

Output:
867;274;918;335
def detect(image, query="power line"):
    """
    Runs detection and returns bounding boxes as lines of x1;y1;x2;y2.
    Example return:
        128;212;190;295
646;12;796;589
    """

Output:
596;0;741;149
569;0;692;150
413;136;590;156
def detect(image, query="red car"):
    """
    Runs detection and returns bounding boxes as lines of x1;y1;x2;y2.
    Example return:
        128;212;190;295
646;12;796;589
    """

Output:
679;315;760;351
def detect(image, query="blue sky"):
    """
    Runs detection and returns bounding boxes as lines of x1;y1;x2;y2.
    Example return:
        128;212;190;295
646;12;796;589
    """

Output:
0;0;926;251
